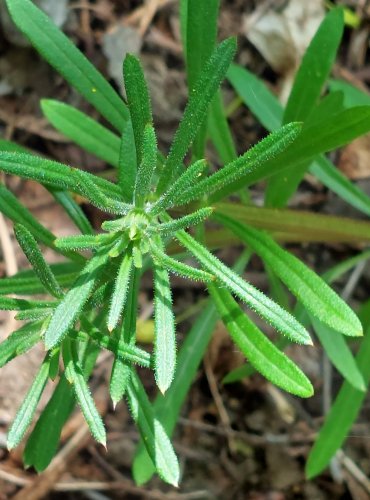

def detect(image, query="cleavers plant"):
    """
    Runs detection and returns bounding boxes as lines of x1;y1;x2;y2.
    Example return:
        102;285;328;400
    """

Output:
0;0;369;486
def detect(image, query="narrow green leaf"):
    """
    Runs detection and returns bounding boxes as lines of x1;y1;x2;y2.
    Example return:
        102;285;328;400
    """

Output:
158;37;237;193
49;189;94;235
118;120;137;202
227;64;370;217
179;0;188;49
178;122;302;205
14;224;63;298
153;252;176;394
41;100;121;167
0;321;42;368
48;348;60;381
208;91;237;164
227;63;283;131
73;169;132;215
55;233;116;251
0;183;55;247
215;202;370;244
151;159;207;215
150;241;214;283
23;340;100;471
63;339;106;445
134;124;157;207
0;262;81;296
133;253;250;484
283;8;344;123
310;316;365;391
0;139;28;154
7;356;50;450
310;157;370;217
108;252;133;332
329;78;370;107
5;0;128;131
209;285;313;397
110;268;140;405
306;326;370;478
0;297;55;311
127;370;180;486
69;329;150;368
15;308;52;322
222;363;255;384
44;252;108;349
216;213;363;338
157;208;214;235
267;95;348;207
174;226;311;344
0;151;122;202
123;54;153;164
186;0;220;159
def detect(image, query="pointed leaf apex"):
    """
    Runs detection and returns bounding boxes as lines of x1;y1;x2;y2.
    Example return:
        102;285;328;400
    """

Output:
158;385;168;395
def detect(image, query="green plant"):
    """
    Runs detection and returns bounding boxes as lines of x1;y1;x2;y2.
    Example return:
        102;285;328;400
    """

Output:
0;0;369;486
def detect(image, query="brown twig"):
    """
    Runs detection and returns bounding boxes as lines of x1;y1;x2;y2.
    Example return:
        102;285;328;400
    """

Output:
203;350;236;453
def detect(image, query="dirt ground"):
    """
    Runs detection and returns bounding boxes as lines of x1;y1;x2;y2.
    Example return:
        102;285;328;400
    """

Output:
1;0;370;498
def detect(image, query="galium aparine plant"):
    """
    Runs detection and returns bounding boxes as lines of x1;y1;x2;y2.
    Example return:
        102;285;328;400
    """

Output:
0;0;366;486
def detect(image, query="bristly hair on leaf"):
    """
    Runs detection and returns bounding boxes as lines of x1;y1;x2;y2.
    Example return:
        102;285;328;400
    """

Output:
1;0;367;488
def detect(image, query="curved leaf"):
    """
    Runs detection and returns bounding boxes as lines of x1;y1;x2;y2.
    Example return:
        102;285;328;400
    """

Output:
210;285;313;397
5;0;128;131
216;213;363;338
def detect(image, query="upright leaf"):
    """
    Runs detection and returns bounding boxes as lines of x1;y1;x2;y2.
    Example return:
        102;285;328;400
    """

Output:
118;120;137;202
227;63;282;131
157;37;237;193
5;0;128;131
108;252;133;332
283;8;344;124
134;124;157;207
185;0;220;159
208;91;237;163
123;54;153;163
151;159;207;215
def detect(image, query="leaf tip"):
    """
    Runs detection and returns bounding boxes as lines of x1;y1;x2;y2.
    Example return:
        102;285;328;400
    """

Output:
157;384;168;396
100;441;107;451
6;441;14;452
